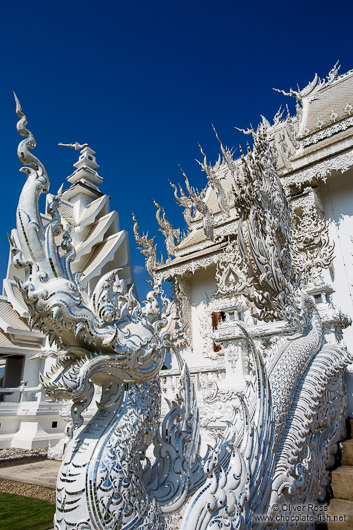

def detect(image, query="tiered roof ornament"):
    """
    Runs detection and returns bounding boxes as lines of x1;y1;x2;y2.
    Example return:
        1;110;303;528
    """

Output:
59;141;103;189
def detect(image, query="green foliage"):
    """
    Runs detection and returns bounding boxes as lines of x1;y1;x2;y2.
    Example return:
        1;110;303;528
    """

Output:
0;492;55;530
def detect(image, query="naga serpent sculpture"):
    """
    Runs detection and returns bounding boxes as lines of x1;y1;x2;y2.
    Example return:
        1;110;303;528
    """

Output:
10;95;351;529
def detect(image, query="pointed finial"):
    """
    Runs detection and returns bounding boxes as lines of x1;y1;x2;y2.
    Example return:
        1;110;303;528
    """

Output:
178;164;187;180
56;183;64;197
153;198;162;214
13;91;23;116
198;142;207;160
212;123;221;143
58;142;88;151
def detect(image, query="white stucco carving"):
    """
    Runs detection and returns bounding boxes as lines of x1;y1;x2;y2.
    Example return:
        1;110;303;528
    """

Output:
4;64;353;528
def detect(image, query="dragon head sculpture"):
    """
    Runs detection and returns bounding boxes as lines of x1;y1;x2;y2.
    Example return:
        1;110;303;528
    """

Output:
10;94;174;408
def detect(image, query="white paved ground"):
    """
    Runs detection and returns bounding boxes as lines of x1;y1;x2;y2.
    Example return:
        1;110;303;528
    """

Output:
0;459;60;489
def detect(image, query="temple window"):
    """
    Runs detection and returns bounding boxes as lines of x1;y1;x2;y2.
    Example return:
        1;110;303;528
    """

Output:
211;311;225;330
314;294;323;304
226;310;244;322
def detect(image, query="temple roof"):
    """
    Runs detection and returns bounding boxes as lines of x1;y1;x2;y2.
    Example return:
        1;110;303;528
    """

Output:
57;199;75;225
144;65;353;281
0;299;31;332
300;69;353;138
0;329;43;352
175;228;207;253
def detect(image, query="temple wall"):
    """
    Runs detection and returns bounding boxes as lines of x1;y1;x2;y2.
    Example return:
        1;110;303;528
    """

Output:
189;266;217;366
21;357;42;388
321;169;353;352
320;170;353;416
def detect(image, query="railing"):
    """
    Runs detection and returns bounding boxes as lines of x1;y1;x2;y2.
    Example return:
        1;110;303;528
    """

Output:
0;382;42;403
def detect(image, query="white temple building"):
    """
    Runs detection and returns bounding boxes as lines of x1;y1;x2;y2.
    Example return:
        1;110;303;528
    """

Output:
133;63;353;450
0;144;134;448
1;62;353;459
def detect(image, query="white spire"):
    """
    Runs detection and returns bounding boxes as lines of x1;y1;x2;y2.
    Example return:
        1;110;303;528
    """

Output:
60;143;103;189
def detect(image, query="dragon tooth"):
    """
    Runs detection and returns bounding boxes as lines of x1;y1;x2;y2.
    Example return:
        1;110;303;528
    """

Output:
52;306;61;320
74;322;85;338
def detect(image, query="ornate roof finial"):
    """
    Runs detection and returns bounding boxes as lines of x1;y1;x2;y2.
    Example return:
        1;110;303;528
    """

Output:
62;141;102;190
273;73;320;105
58;142;88;151
177;165;214;240
196;143;231;219
327;61;341;83
273;106;284;126
153;199;180;258
132;212;157;278
212;124;236;170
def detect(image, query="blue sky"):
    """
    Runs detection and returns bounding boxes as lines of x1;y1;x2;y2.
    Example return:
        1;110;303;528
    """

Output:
0;0;352;299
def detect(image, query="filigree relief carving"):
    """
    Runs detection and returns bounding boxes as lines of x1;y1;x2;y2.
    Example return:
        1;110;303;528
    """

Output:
291;189;334;276
155;251;221;282
200;371;235;404
172;276;191;347
301;115;353;147
282;149;353;192
199;371;239;430
215;238;247;296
